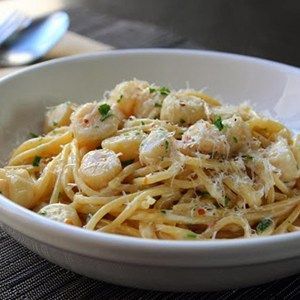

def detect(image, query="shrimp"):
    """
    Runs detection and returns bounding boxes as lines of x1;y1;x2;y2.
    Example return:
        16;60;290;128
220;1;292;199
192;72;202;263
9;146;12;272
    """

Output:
160;92;208;126
0;168;37;208
139;128;173;165
38;203;82;226
78;149;122;190
181;120;229;157
44;102;75;133
71;102;124;149
102;130;146;161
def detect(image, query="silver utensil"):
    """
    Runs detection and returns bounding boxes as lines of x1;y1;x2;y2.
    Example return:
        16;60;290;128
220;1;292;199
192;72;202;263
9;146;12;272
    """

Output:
0;11;69;67
0;10;31;45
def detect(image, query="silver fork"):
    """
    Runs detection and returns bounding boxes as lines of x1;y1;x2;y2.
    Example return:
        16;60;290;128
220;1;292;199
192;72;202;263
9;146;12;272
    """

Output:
0;10;31;46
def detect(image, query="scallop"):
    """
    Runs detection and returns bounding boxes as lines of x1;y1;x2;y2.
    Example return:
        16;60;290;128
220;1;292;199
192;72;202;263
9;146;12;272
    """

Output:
71;102;124;149
38;203;82;226
268;138;299;182
109;79;150;117
102;130;146;161
160;93;207;125
44;102;75;133
139;128;173;165
223;115;253;155
78;149;122;190
181;120;229;156
4;169;36;208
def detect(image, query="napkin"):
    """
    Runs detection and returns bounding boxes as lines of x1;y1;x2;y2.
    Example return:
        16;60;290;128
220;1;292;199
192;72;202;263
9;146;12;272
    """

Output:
0;31;113;78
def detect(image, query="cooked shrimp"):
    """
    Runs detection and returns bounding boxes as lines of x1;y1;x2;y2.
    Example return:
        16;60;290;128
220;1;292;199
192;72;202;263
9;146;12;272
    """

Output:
38;203;82;226
160;92;208;125
44;102;75;133
102;130;146;161
71;102;124;149
0;169;36;208
181;120;229;156
78;149;122;190
139;128;173;165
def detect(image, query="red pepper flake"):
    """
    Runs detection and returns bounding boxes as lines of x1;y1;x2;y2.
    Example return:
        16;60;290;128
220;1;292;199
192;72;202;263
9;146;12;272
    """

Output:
183;135;191;142
197;208;206;215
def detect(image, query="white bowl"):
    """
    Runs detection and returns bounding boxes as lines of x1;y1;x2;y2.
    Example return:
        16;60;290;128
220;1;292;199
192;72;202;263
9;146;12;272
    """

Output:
0;49;299;292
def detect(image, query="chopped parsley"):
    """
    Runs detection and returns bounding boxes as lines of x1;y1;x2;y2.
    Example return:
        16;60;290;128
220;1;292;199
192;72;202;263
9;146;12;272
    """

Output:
149;87;156;93
149;86;170;96
213;116;224;131
186;232;197;239
32;156;42;167
159;87;170;95
98;103;113;121
233;136;238;143
29;132;38;138
141;121;145;125
164;140;169;151
39;211;47;216
154;102;162;108
122;159;135;167
242;155;253;161
52;121;58;127
117;94;123;103
161;210;167;214
256;218;273;233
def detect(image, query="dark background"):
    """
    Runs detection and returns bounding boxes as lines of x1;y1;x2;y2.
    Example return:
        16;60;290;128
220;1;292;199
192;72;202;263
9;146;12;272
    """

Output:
77;0;300;66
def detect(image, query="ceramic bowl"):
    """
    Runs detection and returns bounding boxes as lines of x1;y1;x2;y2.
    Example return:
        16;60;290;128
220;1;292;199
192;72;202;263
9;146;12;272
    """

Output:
0;49;299;291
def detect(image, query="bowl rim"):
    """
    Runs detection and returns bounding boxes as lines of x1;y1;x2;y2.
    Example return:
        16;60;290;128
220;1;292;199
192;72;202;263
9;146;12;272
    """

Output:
0;49;300;266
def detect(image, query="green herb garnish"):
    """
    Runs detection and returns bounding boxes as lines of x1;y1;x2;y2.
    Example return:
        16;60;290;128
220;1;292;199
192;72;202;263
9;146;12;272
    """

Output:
159;87;170;96
141;121;145;125
233;136;238;143
186;232;197;239
149;86;170;96
256;218;273;233
154;102;162;108
32;156;42;167
52;121;58;127
242;155;253;161
98;103;113;121
164;140;169;151
39;211;47;216
161;210;167;214
29;132;38;138
213;116;224;131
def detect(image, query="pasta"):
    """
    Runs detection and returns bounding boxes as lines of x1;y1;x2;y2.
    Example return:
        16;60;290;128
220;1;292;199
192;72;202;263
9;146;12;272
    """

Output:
1;79;300;240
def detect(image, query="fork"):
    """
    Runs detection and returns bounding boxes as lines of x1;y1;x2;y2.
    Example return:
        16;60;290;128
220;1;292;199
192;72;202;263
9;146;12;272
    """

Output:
0;10;31;46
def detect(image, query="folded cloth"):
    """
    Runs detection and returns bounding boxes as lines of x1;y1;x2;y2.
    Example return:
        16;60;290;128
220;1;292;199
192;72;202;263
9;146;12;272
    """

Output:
0;31;113;78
